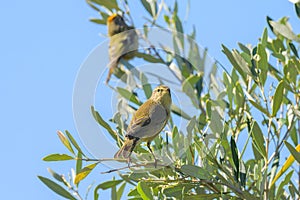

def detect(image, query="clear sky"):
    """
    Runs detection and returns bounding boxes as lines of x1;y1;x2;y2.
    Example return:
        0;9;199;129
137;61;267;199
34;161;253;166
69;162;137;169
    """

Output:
1;0;299;199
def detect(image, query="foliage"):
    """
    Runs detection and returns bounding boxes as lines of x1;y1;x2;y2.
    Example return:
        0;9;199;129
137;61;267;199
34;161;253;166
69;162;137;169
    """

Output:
39;0;300;199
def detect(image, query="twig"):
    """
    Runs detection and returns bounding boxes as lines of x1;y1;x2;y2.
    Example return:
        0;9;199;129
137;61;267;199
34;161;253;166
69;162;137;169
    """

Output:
76;157;126;162
137;30;182;83
101;162;170;174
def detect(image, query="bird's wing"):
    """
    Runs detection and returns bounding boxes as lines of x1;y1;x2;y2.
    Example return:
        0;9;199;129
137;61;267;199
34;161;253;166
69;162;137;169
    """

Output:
126;103;168;139
109;30;138;59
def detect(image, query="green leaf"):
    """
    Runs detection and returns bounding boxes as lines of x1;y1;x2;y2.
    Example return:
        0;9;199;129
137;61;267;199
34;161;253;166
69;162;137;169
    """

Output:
272;80;284;116
89;18;106;25
296;3;300;19
128;188;139;197
43;154;74;161
257;43;268;84
140;73;152;99
90;0;119;11
209;109;223;135
65;130;86;156
111;179;117;200
232;50;253;76
180;165;210;179
141;0;156;17
74;162;99;184
116;87;141;105
135;52;163;63
251;121;267;159
290;127;298;146
47;168;65;184
57;131;75;155
137;181;153;200
248;99;270;116
230;136;239;182
238;42;251;55
185;194;224;199
271;144;300;187
289;42;299;58
95;180;123;190
95;179;123;200
86;0;100;11
284;141;300;163
222;45;246;81
91;106;117;140
266;16;274;33
269;20;300;43
276;170;294;199
261;28;268;47
182;74;201;108
171;104;191;120
76;152;82;175
116;182;126;200
38;176;76;200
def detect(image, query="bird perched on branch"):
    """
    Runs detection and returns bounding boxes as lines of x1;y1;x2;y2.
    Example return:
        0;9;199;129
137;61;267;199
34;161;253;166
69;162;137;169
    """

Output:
114;85;172;167
106;13;138;84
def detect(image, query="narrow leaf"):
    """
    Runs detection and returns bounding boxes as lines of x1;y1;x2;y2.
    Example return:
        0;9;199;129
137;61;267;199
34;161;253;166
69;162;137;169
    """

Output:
272;80;284;116
43;154;74;161
116;182;126;200
230;136;239;182
76;152;82;175
137;181;153;200
171;104;191;120
47;168;65;184
57;131;75;155
180;165;210;179
140;73;152;99
251;122;267;158
296;3;300;19
141;0;154;17
74;162;98;184
38;176;76;200
285;141;300;163
91;106;117;140
65;130;86;156
289;42;299;58
89;18;106;25
95;180;123;191
271;144;300;186
116;87;141;105
269;20;300;42
90;0;119;11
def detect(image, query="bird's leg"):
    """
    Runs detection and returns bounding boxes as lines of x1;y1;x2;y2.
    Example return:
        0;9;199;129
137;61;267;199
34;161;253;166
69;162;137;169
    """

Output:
147;142;157;168
127;137;139;169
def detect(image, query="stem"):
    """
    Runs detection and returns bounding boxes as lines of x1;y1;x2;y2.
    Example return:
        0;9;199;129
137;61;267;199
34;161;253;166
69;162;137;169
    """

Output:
101;162;170;174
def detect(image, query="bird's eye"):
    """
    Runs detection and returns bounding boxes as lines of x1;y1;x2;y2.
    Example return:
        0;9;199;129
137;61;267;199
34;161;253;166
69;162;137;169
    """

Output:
157;89;161;92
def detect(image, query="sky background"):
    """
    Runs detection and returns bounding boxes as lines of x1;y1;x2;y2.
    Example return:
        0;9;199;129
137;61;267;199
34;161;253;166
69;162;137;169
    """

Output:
1;0;299;199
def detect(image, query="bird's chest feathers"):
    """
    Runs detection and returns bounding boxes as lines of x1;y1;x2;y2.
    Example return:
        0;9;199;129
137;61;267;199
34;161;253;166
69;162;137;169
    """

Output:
149;104;168;125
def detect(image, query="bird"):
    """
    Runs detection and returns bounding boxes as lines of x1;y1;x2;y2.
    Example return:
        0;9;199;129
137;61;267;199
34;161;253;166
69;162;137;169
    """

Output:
114;85;172;167
106;13;139;84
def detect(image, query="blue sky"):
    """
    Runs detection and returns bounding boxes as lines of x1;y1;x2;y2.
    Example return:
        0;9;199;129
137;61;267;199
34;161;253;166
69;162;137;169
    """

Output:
1;0;299;199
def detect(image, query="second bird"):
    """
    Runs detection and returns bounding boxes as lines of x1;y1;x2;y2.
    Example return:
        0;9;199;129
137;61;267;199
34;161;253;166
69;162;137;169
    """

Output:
106;14;139;84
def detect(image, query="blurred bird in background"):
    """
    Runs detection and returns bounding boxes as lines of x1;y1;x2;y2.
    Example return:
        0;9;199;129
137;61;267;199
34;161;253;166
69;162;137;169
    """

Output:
106;14;139;84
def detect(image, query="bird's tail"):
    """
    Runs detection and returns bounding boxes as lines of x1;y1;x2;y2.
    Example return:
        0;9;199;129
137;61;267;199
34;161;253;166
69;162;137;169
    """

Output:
106;59;118;84
114;139;137;159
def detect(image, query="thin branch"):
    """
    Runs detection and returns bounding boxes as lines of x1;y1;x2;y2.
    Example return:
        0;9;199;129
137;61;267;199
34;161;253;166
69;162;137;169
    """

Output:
101;162;171;174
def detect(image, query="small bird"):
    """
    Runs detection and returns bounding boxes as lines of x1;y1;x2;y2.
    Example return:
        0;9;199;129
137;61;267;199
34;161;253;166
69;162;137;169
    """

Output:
106;14;139;84
114;85;172;167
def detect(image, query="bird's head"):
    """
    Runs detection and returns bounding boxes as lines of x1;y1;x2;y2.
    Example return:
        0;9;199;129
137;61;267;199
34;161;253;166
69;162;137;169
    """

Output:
107;14;128;36
151;85;172;109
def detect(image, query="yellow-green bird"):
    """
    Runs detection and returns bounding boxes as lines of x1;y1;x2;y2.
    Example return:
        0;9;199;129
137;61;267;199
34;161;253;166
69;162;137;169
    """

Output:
114;85;172;167
106;13;138;84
